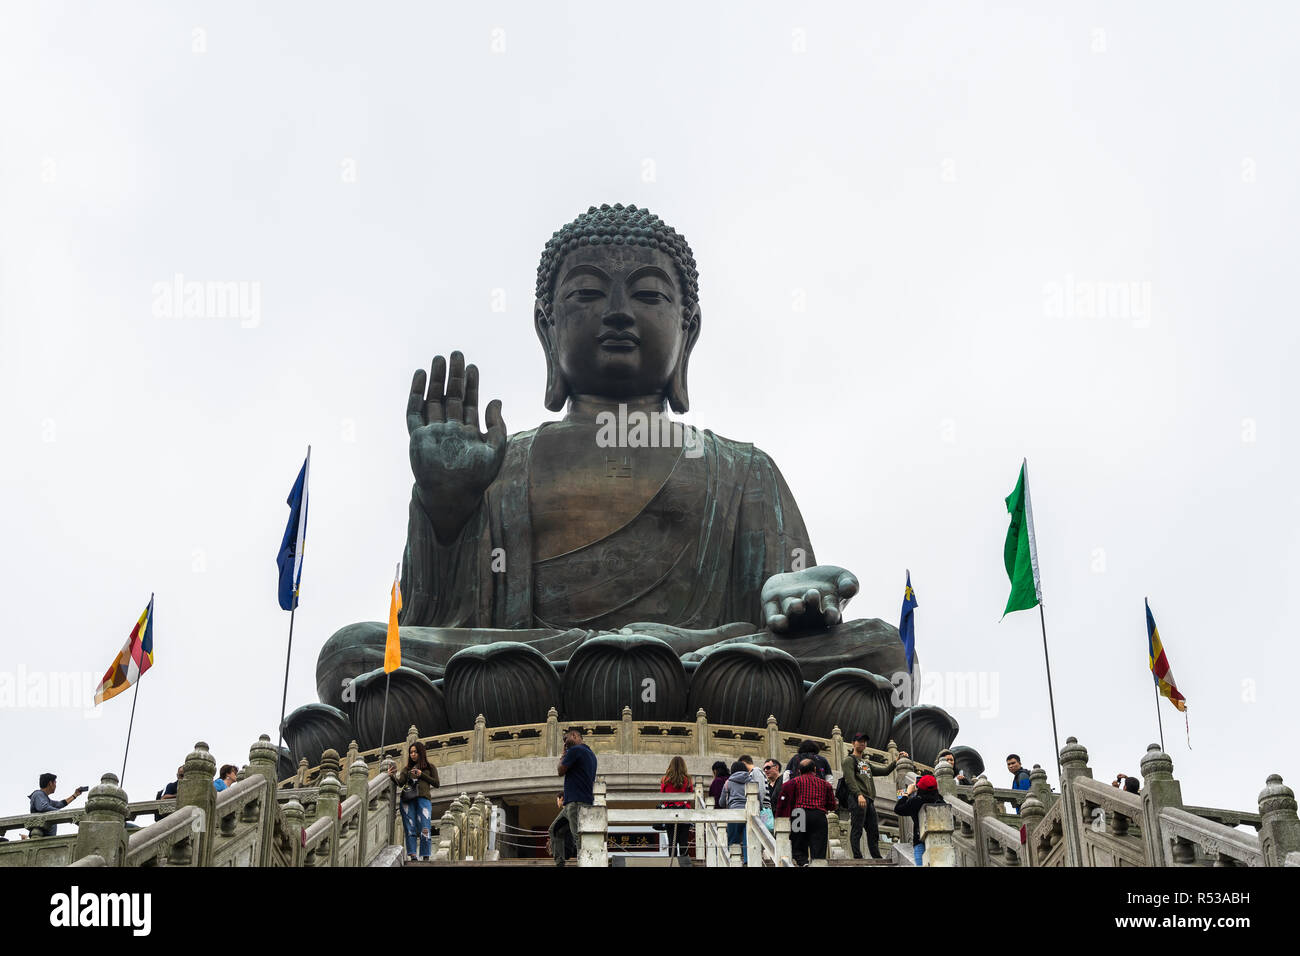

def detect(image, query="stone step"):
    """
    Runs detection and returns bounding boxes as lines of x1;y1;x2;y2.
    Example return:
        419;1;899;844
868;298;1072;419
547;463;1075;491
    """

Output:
409;858;559;866
829;857;897;866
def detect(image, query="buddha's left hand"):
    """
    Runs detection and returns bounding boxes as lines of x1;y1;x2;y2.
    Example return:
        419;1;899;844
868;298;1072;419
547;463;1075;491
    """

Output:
761;565;859;634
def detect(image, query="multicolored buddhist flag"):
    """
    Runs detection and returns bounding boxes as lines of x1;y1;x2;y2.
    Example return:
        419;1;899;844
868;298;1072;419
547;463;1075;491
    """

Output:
94;595;155;705
384;563;402;674
1146;599;1186;712
899;570;918;674
276;449;310;611
1002;459;1042;617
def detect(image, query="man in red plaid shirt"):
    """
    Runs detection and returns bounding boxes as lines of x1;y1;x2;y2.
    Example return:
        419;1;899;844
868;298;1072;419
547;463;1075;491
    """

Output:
776;757;838;866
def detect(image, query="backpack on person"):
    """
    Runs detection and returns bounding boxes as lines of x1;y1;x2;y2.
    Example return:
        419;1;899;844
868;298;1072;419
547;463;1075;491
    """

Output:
835;772;850;808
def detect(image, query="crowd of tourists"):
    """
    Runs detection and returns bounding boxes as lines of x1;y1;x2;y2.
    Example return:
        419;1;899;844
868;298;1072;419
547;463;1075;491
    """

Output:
19;737;1142;865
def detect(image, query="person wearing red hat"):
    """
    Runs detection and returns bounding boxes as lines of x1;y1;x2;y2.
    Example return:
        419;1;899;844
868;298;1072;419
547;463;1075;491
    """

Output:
894;773;944;866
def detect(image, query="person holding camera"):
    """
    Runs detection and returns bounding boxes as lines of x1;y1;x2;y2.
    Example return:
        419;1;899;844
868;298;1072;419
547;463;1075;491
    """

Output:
1112;773;1140;794
386;741;439;862
550;728;598;867
27;773;87;836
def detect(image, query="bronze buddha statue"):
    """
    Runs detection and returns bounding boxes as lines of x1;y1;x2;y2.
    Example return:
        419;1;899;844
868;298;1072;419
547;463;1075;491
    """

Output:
284;204;959;764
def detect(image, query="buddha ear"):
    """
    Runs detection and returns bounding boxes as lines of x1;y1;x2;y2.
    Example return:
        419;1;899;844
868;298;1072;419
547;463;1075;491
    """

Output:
667;306;701;414
535;298;569;412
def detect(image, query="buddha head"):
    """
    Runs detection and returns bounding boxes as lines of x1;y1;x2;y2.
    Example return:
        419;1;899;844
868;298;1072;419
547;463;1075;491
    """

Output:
534;204;701;413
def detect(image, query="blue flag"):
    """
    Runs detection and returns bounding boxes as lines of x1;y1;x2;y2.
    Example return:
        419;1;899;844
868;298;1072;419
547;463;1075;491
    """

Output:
899;570;917;674
276;451;310;611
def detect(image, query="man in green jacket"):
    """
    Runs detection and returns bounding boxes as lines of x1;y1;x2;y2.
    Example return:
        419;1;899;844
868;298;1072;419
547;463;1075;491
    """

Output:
842;732;904;859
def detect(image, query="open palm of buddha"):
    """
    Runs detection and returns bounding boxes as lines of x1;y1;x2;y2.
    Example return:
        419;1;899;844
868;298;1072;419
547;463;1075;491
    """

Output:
288;204;946;759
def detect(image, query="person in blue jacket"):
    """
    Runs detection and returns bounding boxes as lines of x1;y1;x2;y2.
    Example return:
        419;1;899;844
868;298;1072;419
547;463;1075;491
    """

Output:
1006;754;1032;790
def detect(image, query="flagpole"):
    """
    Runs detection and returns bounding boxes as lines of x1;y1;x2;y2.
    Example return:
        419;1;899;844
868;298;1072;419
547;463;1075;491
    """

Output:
120;676;142;787
1151;677;1167;752
1020;460;1063;783
378;673;392;764
377;561;400;764
1037;602;1063;781
908;651;916;761
275;445;310;773
118;590;153;788
276;603;296;762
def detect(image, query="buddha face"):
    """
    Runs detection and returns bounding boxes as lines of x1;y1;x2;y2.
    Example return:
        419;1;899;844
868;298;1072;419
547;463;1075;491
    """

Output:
537;244;699;410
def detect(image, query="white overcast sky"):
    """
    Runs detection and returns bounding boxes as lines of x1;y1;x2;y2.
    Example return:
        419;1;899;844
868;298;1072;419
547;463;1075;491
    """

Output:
2;1;1296;818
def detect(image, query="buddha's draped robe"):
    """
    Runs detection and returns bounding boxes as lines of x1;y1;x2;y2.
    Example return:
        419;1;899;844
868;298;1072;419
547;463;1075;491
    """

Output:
315;425;907;707
404;426;810;631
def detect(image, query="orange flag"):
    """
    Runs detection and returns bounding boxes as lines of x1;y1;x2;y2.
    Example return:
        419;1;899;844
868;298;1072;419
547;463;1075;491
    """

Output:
384;563;402;673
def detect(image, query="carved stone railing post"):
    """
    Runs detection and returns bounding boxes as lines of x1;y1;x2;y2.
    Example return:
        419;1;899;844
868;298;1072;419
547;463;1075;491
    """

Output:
825;807;844;863
696;708;709;757
935;756;957;798
281;799;305;867
578;780;608;866
830;725;845;771
344;739;359;773
295;758;309;788
247;734;281;865
620;706;635;754
348;756;370;862
434;808;457;861
319;748;341;785
744;780;761;867
404;724;419;763
1019;793;1045;866
469;793;487;859
314;770;341;866
766;715;780;761
463;794;479;860
775;814;792;865
546;707;561;756
920;802;955;866
894;752;915;844
1258;775;1300;866
72;773;129;866
1029;763;1053;809
375;757;399;850
1059;737;1093;868
177;741;218;866
472;715;487;762
457;792;471;858
970;776;996;866
1139;743;1183;865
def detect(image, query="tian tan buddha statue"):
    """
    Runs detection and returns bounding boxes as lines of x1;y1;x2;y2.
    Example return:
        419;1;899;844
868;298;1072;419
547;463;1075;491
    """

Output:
281;204;963;768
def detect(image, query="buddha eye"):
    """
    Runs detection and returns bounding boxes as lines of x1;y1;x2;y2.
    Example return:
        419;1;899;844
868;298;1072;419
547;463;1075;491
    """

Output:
633;290;670;304
566;288;604;302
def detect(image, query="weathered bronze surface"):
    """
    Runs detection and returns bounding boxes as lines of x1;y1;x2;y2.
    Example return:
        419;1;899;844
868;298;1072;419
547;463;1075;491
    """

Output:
290;204;939;753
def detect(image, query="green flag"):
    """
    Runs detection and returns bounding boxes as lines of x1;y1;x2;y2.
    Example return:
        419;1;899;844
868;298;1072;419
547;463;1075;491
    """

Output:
1003;460;1041;616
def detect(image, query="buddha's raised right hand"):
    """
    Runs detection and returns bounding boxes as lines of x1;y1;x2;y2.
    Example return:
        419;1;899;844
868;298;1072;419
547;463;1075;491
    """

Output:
407;351;507;543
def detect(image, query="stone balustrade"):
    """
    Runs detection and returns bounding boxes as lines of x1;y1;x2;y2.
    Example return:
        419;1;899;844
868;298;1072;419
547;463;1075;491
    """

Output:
6;721;1295;869
432;790;496;862
941;737;1300;868
0;734;400;869
284;706;930;789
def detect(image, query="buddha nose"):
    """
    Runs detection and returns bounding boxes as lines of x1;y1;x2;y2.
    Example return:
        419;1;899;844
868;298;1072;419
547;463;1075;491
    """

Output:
602;286;634;327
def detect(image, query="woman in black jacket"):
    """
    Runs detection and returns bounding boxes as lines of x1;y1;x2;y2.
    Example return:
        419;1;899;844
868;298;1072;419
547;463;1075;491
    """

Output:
387;741;439;861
